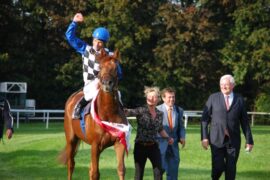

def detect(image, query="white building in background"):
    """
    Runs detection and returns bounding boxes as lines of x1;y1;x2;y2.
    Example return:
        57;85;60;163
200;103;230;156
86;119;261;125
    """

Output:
0;82;35;114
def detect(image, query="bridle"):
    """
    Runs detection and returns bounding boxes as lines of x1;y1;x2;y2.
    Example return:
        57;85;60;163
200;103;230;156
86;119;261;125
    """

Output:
98;59;118;93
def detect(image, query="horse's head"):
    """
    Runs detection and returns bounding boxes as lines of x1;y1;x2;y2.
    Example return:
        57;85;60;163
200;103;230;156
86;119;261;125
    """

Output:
97;49;120;93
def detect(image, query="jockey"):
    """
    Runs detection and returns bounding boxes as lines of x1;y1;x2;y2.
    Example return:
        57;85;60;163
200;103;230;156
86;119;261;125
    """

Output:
65;13;123;119
0;96;13;140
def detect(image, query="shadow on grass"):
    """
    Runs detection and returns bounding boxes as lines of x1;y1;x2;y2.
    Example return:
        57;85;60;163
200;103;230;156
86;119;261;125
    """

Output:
179;168;270;180
0;148;134;180
1;148;269;180
0;150;66;179
179;167;211;180
237;170;270;179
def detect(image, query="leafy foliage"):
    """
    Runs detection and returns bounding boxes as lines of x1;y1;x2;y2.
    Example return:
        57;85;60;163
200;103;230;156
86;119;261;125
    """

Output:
152;3;225;108
0;0;269;110
220;1;270;104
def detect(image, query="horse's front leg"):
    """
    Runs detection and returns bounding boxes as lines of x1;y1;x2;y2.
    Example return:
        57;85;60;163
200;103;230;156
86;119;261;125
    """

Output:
90;144;101;180
114;141;126;180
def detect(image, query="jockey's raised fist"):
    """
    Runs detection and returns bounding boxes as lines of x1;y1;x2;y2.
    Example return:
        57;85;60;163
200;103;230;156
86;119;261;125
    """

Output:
73;13;84;23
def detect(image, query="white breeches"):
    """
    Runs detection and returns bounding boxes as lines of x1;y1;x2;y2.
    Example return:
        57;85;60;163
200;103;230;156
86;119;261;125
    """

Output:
83;79;99;101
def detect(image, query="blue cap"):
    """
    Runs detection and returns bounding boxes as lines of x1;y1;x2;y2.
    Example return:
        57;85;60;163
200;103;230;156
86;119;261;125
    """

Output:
92;27;110;42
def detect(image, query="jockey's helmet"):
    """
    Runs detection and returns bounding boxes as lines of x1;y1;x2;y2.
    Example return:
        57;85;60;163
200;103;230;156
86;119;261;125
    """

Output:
92;27;110;42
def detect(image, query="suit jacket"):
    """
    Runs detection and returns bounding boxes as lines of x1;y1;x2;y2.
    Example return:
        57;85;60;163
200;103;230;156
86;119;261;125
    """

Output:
157;103;186;157
201;92;254;148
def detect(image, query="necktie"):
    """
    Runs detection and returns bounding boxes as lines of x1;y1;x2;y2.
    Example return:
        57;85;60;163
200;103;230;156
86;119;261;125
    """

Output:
225;95;230;110
225;95;230;136
168;108;173;130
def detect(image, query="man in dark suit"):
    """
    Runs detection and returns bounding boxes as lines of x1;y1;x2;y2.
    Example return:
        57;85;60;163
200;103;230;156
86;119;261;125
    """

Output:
0;96;13;140
201;74;254;180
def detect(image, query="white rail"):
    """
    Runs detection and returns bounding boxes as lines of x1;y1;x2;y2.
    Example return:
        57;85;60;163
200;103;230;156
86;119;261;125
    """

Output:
10;109;269;129
183;111;270;128
11;109;64;129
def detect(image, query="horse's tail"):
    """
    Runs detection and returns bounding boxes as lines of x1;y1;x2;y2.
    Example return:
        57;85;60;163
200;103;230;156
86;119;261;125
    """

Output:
57;148;67;165
57;141;81;165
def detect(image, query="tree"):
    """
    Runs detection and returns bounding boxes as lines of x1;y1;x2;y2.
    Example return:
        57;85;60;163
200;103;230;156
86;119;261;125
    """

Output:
1;0;269;110
151;2;227;109
220;0;270;109
0;0;88;108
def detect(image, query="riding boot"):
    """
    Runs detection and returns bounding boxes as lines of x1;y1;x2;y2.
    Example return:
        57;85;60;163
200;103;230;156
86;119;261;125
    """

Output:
72;97;88;119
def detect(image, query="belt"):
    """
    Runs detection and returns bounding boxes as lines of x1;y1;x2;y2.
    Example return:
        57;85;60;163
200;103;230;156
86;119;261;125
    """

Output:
137;141;156;146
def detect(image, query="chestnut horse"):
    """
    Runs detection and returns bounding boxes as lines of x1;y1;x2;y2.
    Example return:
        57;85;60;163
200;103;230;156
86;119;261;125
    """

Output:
58;49;128;180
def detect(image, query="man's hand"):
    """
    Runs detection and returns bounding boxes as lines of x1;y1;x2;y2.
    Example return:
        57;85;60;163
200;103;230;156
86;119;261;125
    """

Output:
73;13;84;23
245;144;254;152
168;137;174;145
6;129;12;139
179;138;185;148
201;139;209;150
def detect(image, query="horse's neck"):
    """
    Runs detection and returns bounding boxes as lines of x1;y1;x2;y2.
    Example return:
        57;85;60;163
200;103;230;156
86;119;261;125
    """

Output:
97;90;119;115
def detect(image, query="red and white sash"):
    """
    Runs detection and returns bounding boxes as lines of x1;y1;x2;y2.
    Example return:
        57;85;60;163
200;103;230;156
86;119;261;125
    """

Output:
90;90;131;153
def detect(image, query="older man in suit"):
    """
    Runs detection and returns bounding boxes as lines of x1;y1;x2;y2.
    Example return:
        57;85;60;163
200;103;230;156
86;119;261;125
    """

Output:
201;74;254;180
157;87;186;180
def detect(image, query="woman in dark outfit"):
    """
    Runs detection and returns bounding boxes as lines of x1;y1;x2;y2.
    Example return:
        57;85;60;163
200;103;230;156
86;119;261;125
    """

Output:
125;87;174;180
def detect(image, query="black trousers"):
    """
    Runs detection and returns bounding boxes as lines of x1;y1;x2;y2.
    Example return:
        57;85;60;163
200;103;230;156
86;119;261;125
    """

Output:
134;142;163;180
210;136;240;180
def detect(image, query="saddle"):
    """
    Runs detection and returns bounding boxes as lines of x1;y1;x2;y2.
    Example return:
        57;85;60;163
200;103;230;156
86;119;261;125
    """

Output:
79;101;92;135
81;102;92;119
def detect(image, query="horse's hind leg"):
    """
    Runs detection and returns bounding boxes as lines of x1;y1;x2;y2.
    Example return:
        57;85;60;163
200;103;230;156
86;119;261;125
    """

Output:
114;142;126;180
66;135;79;180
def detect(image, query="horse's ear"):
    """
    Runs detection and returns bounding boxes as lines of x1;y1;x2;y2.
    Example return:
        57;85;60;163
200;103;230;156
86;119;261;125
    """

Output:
113;49;120;60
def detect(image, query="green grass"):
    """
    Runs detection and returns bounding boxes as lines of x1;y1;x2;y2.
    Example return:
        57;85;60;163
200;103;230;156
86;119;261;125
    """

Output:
0;122;270;180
